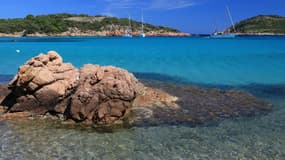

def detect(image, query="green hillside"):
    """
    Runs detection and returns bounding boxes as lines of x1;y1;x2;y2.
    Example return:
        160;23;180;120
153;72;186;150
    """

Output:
229;15;285;34
0;13;179;35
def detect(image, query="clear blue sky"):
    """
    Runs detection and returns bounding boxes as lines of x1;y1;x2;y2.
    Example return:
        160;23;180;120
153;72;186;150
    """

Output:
0;0;284;33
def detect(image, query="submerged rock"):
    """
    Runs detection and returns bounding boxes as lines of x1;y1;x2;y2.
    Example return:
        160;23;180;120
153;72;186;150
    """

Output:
0;51;178;126
129;80;273;126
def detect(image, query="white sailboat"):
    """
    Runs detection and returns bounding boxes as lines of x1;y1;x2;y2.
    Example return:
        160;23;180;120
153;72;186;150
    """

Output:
123;16;133;38
210;6;236;38
139;11;146;37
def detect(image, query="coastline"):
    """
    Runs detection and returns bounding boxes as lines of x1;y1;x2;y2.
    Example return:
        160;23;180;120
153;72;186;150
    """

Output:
236;32;285;36
2;32;285;38
0;31;191;38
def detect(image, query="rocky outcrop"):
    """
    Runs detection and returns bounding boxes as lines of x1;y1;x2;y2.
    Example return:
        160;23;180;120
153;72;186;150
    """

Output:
69;65;142;125
0;51;273;128
5;51;79;114
1;51;178;125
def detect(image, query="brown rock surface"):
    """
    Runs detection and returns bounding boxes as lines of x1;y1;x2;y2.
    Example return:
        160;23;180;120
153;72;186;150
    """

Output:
1;51;179;125
0;112;32;121
133;87;180;109
69;65;143;125
3;51;79;113
0;84;9;99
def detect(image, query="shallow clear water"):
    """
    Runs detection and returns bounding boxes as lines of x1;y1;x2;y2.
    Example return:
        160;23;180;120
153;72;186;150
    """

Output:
0;96;284;160
0;36;285;159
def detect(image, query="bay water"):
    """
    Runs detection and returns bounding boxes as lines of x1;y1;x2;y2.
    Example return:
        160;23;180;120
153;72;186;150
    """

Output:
0;36;284;159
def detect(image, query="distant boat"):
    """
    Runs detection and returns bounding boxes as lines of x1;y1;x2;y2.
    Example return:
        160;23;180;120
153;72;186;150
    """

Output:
139;11;146;37
211;32;236;39
123;16;133;38
16;49;20;53
210;6;236;39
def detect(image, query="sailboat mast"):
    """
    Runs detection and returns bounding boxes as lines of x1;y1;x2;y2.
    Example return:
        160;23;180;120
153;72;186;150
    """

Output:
226;6;236;32
214;18;218;33
141;10;144;33
128;15;132;34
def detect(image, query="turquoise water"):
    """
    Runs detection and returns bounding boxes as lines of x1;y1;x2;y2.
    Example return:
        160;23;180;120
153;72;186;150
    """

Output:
0;36;285;159
0;36;285;85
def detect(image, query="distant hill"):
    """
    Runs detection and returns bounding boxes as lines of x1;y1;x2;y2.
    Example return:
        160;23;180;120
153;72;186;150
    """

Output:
228;15;285;34
0;13;189;37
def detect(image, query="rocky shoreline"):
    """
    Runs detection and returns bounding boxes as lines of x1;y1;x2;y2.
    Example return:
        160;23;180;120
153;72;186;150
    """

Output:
0;51;273;128
0;30;190;38
3;32;285;38
236;32;285;36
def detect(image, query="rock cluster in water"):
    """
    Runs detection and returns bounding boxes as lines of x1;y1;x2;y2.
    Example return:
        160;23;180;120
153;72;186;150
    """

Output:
0;51;178;125
0;51;273;127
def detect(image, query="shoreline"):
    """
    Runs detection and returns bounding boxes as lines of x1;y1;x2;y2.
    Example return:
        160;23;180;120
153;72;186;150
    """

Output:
236;33;285;36
1;33;285;38
0;32;191;38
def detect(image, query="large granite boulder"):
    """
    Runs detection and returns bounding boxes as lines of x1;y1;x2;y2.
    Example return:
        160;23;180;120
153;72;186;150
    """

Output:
69;65;143;124
5;51;79;113
1;51;178;125
69;65;178;125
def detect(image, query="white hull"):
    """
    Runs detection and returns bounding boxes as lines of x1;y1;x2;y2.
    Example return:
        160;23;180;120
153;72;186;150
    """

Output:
139;33;146;37
210;33;236;39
